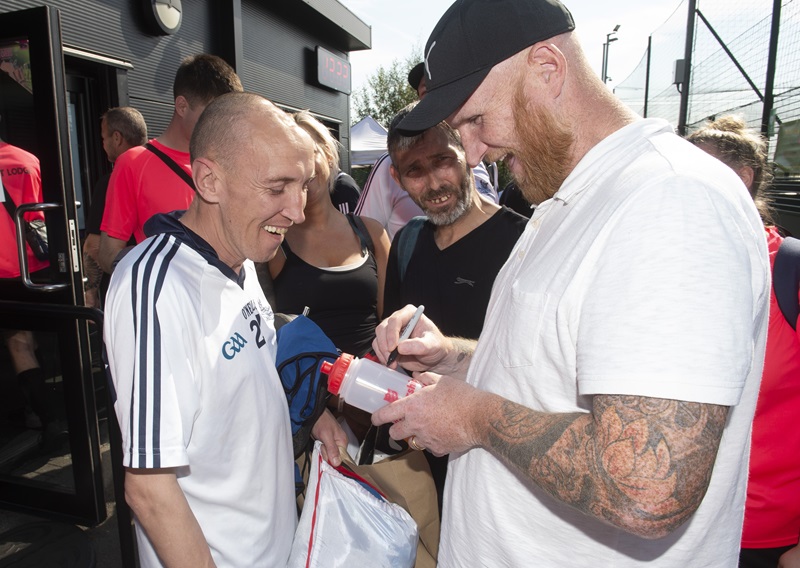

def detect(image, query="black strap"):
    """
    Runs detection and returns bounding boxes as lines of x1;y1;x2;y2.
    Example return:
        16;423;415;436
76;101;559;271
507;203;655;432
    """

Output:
774;236;800;331
396;216;426;282
145;142;196;191
346;213;375;257
1;182;17;221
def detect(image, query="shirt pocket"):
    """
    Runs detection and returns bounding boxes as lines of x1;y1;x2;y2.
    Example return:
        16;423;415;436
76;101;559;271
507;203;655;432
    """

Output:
492;287;550;369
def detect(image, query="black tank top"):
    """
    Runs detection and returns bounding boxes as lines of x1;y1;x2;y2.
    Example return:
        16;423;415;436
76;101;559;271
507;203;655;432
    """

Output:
273;215;378;357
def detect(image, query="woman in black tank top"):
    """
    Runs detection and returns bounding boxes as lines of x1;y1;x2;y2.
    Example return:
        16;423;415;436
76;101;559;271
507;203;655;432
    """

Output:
263;111;391;357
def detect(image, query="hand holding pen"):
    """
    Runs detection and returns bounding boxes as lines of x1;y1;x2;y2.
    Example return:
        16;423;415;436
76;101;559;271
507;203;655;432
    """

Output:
386;305;425;367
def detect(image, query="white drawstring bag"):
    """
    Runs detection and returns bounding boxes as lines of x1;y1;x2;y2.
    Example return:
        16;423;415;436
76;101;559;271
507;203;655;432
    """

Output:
288;441;418;568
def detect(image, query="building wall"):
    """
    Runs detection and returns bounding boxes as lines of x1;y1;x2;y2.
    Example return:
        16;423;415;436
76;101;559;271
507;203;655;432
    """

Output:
241;1;352;168
1;0;353;150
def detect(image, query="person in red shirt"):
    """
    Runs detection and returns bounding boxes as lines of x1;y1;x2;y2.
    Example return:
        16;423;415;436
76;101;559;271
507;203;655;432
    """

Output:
1;132;54;432
83;106;148;308
0;138;48;278
98;54;242;273
691;116;800;568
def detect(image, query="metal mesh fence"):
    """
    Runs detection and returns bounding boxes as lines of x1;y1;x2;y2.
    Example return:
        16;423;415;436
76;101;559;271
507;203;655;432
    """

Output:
615;0;800;173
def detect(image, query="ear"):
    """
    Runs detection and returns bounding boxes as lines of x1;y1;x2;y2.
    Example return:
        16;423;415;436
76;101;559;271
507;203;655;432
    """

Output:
738;165;755;191
175;95;190;118
389;163;402;187
112;130;124;148
192;158;220;203
525;42;566;98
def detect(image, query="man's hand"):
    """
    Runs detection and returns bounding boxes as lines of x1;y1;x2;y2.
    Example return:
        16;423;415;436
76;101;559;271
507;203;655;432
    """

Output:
311;409;348;467
372;305;475;376
371;374;487;456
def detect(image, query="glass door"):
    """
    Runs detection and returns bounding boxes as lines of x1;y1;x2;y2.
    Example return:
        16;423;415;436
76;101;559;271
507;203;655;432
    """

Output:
0;6;106;526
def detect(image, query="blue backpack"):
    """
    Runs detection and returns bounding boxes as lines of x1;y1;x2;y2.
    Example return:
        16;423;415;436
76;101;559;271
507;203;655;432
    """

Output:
275;315;339;459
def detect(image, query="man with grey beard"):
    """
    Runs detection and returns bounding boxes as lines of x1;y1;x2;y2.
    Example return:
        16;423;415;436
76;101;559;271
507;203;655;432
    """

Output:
382;101;527;511
383;102;527;342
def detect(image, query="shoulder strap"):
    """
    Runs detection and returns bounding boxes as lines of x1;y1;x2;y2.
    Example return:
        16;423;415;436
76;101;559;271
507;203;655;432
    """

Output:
1;182;17;220
396;216;426;282
346;213;375;256
774;236;800;331
145;142;196;191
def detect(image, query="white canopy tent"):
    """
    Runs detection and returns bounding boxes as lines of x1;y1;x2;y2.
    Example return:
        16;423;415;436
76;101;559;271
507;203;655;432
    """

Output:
350;116;387;166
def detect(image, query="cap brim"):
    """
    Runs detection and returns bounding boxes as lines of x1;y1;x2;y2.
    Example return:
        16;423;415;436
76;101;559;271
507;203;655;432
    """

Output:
397;67;491;133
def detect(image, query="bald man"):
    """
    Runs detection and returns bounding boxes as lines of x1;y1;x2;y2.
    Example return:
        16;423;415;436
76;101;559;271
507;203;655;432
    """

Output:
371;0;769;566
104;92;346;568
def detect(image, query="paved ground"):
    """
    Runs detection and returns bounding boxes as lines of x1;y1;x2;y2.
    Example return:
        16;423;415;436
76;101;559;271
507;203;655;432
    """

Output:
0;441;127;567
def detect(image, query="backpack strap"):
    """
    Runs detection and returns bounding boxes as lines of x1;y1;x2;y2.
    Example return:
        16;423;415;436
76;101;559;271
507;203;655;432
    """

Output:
145;142;196;191
774;236;800;331
346;213;375;256
1;182;17;221
396;216;426;282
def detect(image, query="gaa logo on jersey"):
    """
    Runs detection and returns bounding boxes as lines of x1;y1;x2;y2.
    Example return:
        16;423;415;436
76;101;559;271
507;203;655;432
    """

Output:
221;332;248;360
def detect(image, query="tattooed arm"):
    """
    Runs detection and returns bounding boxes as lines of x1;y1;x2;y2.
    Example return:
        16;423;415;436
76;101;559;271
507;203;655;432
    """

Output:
482;394;728;539
375;378;727;540
82;233;104;308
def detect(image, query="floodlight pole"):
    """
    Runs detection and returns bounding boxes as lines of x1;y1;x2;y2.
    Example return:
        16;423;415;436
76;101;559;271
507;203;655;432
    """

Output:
602;25;620;84
677;0;697;135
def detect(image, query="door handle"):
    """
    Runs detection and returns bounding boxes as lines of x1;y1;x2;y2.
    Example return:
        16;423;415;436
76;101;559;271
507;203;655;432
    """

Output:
14;202;69;292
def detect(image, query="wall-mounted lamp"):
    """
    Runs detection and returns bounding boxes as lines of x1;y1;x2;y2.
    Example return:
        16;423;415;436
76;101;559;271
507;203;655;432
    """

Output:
142;0;183;36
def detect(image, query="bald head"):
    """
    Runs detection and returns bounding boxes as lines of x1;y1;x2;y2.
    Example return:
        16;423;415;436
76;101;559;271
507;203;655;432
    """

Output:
190;92;309;172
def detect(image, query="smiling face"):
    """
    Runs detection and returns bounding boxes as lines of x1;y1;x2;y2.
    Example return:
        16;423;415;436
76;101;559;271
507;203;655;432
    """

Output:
448;57;573;205
206;116;315;267
390;126;473;226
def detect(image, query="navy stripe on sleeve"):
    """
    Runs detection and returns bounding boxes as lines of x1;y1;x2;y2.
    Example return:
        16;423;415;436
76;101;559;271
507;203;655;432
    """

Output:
128;235;180;468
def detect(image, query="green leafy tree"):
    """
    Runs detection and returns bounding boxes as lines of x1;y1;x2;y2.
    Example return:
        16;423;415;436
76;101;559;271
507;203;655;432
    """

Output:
352;52;421;128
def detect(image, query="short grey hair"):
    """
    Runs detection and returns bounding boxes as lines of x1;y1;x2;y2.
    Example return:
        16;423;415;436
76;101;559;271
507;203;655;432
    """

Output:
387;101;464;165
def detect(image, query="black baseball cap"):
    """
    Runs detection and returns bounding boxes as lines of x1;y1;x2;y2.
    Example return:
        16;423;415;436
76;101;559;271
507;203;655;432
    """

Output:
398;0;575;132
408;62;425;90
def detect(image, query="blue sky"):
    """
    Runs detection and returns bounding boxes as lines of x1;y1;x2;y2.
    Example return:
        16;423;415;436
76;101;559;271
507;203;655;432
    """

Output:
339;0;686;92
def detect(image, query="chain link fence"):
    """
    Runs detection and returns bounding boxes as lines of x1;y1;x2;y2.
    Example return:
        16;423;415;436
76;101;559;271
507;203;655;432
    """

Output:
615;0;799;179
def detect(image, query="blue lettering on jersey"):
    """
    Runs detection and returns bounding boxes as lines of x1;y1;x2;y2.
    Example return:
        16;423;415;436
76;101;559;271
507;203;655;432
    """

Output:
222;332;248;360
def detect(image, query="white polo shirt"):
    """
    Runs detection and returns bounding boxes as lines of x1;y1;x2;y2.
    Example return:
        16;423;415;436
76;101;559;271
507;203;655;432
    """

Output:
440;119;769;567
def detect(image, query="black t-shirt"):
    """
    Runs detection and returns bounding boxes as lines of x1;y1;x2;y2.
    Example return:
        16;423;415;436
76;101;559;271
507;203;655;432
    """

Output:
331;173;361;214
384;206;528;340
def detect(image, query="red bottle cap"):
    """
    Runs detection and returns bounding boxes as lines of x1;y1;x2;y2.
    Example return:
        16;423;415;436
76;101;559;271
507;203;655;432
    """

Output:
321;353;354;395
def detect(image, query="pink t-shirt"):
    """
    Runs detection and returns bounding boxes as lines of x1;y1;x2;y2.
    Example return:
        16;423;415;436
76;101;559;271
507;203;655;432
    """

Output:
101;139;193;243
742;225;800;548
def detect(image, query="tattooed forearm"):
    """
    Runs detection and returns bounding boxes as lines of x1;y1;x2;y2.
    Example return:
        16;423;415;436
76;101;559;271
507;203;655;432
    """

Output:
485;395;728;539
84;252;104;290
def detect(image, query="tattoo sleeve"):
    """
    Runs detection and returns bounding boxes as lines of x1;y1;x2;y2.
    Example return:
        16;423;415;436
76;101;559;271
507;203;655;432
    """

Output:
485;395;728;539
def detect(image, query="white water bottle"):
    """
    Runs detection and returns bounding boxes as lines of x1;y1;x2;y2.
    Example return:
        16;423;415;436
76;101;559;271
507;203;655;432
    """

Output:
321;353;422;413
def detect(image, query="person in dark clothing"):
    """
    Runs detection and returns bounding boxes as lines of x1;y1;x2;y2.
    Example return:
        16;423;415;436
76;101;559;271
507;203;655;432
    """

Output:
264;110;391;441
498;180;534;218
330;171;361;214
382;101;528;511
